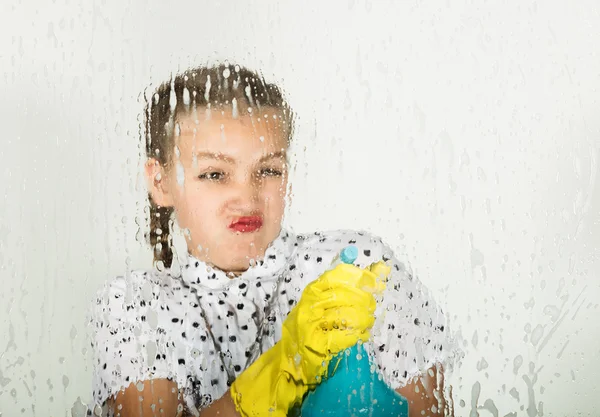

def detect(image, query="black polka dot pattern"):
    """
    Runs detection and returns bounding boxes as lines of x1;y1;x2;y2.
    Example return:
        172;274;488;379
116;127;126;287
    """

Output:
89;229;458;412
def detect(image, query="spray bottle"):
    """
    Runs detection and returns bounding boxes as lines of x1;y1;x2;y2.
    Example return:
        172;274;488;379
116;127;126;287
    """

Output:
297;246;409;417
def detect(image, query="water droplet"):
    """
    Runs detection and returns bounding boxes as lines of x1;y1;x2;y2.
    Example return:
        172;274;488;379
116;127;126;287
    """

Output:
543;305;560;322
182;88;190;107
204;75;212;102
476;357;489;371
513;355;523;375
232;98;238;118
70;397;88;417
176;162;185;187
244;85;254;105
169;86;177;111
530;325;544;346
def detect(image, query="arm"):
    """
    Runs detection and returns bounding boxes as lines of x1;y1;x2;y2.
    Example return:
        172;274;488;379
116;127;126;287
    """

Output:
201;366;447;417
109;380;248;417
396;364;450;417
108;379;183;416
201;365;448;417
350;232;459;417
198;391;240;417
110;381;243;417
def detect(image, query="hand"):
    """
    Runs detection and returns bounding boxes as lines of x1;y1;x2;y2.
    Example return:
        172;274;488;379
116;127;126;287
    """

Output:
282;262;388;384
230;261;390;417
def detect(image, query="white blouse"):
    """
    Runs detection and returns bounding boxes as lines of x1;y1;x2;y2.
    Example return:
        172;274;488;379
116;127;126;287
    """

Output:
89;229;460;415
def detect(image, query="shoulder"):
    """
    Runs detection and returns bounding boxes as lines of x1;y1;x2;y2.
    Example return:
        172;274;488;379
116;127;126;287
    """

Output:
92;269;161;304
283;229;410;287
90;268;181;325
88;268;190;407
294;229;397;267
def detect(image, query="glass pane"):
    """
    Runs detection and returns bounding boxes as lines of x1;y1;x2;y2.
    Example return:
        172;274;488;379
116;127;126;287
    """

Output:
1;1;598;416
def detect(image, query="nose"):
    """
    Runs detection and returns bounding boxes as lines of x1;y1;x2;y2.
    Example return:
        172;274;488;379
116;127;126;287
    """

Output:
227;175;261;212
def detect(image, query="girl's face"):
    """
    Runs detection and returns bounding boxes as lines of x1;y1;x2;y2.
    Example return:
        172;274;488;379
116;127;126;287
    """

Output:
146;109;289;273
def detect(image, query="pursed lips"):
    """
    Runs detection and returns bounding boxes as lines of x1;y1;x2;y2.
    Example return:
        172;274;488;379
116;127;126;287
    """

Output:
228;216;263;233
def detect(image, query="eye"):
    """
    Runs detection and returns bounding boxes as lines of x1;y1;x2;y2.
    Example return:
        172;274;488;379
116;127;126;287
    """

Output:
198;171;226;181
258;168;283;178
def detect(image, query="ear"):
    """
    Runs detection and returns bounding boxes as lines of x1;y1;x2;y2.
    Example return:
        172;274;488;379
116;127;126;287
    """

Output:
145;158;174;207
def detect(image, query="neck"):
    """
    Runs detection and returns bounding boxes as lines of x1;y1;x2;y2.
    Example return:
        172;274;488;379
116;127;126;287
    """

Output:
226;270;245;278
189;254;250;278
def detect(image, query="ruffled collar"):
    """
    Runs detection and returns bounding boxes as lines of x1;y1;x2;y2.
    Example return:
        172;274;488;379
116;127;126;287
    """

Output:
178;228;294;290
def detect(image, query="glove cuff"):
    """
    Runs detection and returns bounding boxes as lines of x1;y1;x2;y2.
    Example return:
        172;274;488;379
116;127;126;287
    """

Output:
230;343;308;417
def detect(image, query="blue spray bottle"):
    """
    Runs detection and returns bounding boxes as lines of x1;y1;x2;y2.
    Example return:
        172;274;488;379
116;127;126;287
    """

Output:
296;246;409;417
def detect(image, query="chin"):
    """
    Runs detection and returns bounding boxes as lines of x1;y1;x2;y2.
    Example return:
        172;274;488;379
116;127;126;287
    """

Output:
229;228;272;248
234;246;265;264
216;242;263;269
218;255;260;273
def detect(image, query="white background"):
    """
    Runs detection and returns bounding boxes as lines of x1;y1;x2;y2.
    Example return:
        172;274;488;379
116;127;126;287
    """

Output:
1;0;599;416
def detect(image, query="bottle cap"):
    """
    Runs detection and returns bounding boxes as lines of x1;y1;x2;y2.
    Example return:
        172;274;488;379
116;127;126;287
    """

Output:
340;245;358;264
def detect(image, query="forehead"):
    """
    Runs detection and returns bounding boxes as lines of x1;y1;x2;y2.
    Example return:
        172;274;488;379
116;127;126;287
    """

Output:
174;110;288;157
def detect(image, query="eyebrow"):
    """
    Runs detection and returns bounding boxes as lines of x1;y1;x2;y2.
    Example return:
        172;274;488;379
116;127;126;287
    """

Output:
195;152;236;163
194;151;287;164
259;151;286;162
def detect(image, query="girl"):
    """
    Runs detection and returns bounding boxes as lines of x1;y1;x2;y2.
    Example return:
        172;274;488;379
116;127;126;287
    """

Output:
90;63;459;416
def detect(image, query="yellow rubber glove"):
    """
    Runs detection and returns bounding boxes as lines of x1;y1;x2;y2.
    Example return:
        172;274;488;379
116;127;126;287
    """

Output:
230;261;390;417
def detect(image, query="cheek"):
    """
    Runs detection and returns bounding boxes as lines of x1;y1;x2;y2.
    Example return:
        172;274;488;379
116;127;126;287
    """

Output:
263;180;287;210
173;185;219;222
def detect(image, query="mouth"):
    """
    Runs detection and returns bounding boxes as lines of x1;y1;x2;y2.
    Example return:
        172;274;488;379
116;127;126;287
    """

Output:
228;216;264;233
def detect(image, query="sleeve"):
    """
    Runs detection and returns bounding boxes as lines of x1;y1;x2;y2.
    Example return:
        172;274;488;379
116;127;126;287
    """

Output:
352;232;463;390
88;272;178;408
